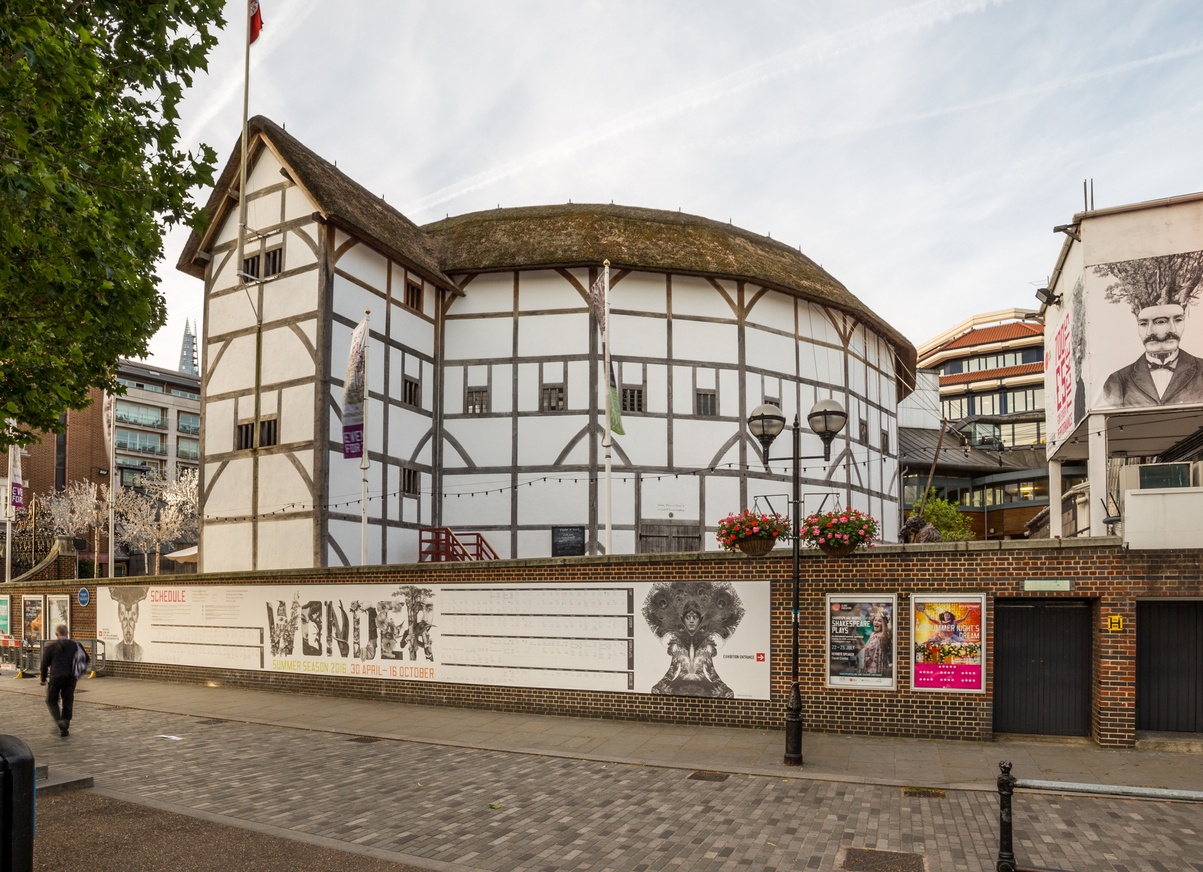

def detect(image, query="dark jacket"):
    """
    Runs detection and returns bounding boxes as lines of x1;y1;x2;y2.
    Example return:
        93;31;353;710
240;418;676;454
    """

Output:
1101;349;1203;408
40;637;88;681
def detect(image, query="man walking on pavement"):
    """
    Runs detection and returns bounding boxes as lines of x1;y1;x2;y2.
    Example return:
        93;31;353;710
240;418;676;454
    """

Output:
40;623;88;737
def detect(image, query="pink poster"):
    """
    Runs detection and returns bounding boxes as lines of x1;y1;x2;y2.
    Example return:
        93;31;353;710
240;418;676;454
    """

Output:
911;595;985;693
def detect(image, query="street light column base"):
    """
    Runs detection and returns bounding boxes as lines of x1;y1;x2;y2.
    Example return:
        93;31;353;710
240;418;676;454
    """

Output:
783;681;804;766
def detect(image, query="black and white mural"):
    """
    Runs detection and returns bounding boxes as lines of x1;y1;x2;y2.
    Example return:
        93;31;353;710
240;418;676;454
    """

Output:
99;581;771;699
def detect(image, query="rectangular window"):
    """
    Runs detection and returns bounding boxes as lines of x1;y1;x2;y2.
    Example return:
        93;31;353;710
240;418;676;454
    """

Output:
263;247;282;277
621;388;644;413
763;396;780;409
403;376;421;407
116;428;166;455
242;254;260;280
404;282;423;310
858;419;869;443
541;384;566;411
402;468;420;496
466;387;489;415
178;412;200;435
116;400;167;429
694;390;717;417
881;429;890;454
177;437;199;461
236;422;255;451
258;418;278;447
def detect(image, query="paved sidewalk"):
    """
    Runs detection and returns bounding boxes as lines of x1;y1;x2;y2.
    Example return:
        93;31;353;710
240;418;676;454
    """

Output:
4;675;1203;871
2;675;1200;792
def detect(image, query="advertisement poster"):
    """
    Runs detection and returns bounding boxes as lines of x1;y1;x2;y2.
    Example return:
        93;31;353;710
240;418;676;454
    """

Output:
22;596;44;641
826;594;896;689
912;594;985;693
46;595;71;638
99;580;772;700
0;595;9;636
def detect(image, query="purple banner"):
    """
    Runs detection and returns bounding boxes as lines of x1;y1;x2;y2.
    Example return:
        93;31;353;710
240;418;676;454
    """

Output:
342;424;363;459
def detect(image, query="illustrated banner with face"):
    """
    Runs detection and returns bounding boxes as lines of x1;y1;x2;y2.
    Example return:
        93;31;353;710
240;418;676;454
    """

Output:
911;594;985;693
1084;249;1203;413
99;581;772;700
826;595;896;689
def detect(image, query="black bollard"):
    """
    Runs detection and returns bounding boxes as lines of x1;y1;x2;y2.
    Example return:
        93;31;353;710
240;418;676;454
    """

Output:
997;760;1017;872
0;735;35;872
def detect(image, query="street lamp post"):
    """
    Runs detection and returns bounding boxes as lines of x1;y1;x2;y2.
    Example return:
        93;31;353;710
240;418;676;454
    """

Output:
748;399;848;766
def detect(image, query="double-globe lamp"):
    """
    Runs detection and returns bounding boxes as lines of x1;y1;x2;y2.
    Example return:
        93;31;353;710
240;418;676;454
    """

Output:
746;399;848;765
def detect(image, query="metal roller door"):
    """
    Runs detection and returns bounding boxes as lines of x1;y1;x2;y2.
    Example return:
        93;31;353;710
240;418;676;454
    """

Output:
1137;601;1203;733
993;599;1092;736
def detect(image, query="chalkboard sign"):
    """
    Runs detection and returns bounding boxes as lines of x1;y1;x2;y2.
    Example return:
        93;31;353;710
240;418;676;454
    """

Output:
551;526;586;557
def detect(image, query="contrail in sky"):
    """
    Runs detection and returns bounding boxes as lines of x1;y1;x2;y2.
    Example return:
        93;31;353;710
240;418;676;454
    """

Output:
403;0;1007;217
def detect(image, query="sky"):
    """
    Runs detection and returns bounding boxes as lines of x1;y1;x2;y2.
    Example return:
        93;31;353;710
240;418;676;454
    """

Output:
149;0;1203;369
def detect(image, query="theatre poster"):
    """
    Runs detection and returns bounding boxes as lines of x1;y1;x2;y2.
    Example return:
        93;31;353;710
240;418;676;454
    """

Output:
911;594;985;693
825;594;897;689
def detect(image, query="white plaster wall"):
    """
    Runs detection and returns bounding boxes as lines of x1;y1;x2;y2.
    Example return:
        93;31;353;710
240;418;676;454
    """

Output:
451;273;513;316
443;366;464;415
280;384;315;444
203;398;235;454
261;320;318;386
243;191;282;235
332;274;386;329
517;269;579;311
1083;198;1203;266
517;416;591;466
492;365;514;414
284;183;316;222
262;270;319;323
641;476;699;520
440;485;512;527
201;523;253;573
745;326;798;376
248;147;285;189
745;289;795;331
445;316;514;362
441;419;510;469
327;518;382;567
206;334;259;396
207;285;260;336
204;459;255;517
611;312;667;359
670;276;734;318
518;313;587;358
673;321;739;365
257;518;316;570
257;452;313;511
334;242;388;292
612;273;666;314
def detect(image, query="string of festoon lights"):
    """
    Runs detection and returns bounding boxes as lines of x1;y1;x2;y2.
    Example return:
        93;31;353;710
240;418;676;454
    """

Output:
200;455;872;523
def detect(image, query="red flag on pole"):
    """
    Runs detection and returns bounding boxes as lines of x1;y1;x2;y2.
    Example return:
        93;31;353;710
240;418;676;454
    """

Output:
249;0;263;44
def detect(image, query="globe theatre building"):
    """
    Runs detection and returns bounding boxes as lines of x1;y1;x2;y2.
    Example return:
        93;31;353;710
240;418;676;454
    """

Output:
178;117;916;572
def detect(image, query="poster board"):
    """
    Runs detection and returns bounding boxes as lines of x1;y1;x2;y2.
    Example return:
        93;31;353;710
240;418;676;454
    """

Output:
21;595;44;641
911;594;986;693
0;595;9;636
825;594;897;689
46;595;71;638
99;580;772;700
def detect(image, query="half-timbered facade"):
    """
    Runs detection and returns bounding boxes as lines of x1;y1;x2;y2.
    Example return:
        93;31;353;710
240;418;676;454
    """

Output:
178;117;916;572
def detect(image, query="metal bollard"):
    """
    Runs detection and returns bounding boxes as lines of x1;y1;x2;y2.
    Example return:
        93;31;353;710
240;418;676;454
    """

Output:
0;734;35;872
997;760;1017;872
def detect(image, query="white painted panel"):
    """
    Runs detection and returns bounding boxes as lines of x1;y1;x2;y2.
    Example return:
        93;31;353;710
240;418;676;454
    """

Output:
610;311;666;358
517;363;539;412
335;242;387;291
444;367;464;415
517;269;581;311
280;384;314;444
800;303;840;347
517;313;588;358
332;274;386;329
204;399;235;454
517;416;590;466
613;420;667;467
444;316;513;361
745;325;797;376
244;190;281;235
493;365;514;414
205;458;255;516
207;287;259;335
262;272;319;323
672;419;733;468
248;147;285;189
199;524;252;573
257;454;313;515
612;272;666;314
745;290;795;331
674;320;739;365
646;364;667;414
262;320;318;387
516;477;596;526
672;366;692;416
671;275;735;318
568;360;590;410
450;273;512;316
641;476;699;520
848;322;867;359
718;369;740;416
1083;199;1203;265
440;483;512;526
256;518;316;569
283;184;316;221
801;343;846;388
385;527;419;565
327;518;381;568
206;334;258;395
849;358;867;397
442;419;513;469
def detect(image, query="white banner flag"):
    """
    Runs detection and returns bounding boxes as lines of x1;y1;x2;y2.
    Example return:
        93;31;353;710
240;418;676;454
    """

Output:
9;445;23;511
588;272;606;335
342;317;369;458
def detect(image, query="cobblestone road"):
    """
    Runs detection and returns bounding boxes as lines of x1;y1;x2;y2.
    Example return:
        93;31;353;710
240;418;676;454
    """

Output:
7;692;1203;871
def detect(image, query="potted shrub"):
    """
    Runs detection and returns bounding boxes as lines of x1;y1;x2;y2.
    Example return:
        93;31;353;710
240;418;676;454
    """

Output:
715;510;790;557
799;508;879;557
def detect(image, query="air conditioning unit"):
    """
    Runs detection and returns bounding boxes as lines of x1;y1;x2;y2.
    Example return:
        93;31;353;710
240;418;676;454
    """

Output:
1119;462;1193;495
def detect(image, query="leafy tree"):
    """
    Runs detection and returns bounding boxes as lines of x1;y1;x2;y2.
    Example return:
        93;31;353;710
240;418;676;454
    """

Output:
0;1;225;448
911;488;974;542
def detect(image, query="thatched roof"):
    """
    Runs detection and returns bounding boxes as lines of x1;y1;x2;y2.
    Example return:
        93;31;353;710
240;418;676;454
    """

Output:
177;116;453;288
177;118;915;396
423;204;916;395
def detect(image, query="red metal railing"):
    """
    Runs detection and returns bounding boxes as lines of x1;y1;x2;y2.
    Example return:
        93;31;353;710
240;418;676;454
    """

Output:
418;528;499;562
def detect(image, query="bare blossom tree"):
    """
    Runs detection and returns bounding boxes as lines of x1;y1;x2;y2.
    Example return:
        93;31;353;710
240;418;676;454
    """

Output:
115;470;198;575
39;481;112;577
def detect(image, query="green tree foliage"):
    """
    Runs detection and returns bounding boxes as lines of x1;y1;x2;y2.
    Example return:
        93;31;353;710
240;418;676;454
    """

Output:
0;0;225;448
911;488;974;541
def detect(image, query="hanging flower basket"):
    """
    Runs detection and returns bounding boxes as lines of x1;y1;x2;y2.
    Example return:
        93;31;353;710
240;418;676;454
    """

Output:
800;508;880;558
737;535;778;558
716;510;790;557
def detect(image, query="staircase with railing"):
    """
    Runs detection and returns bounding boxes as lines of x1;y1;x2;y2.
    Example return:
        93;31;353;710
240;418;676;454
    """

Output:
419;528;499;562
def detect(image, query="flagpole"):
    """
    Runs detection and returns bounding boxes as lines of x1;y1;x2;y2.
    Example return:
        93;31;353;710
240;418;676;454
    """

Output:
602;260;613;555
108;393;115;578
361;309;370;566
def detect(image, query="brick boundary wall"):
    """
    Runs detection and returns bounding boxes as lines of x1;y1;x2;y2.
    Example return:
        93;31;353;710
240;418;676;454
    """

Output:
9;537;1201;747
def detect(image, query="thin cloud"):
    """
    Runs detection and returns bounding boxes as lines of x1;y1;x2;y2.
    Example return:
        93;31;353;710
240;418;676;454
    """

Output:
403;0;1007;216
